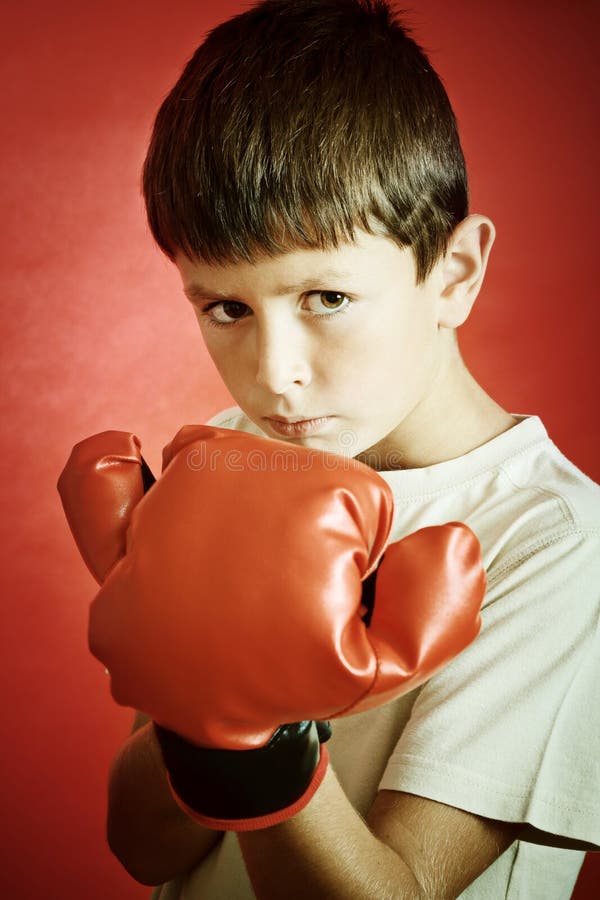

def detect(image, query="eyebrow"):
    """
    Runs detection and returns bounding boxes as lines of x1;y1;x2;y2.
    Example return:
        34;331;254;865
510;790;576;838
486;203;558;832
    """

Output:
183;268;356;302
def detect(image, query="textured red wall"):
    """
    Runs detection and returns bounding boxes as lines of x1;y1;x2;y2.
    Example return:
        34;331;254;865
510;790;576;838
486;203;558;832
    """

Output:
1;1;598;897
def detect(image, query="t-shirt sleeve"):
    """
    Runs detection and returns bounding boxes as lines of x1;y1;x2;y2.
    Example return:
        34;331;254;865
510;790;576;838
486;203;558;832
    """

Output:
379;527;600;850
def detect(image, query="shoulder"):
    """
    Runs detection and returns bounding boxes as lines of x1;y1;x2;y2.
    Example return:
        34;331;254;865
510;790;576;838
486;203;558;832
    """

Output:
497;422;600;533
483;423;600;592
375;415;599;606
377;414;600;572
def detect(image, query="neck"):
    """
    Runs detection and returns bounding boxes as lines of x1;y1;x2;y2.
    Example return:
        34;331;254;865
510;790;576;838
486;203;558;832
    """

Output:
361;333;517;470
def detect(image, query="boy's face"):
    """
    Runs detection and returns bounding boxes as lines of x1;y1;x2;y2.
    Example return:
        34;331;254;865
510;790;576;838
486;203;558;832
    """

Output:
176;230;449;469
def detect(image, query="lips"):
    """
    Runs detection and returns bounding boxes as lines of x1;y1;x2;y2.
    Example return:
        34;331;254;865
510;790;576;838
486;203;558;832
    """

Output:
264;415;333;437
266;415;325;424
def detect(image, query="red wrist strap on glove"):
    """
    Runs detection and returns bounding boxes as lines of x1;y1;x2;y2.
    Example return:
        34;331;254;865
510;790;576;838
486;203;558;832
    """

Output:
155;720;331;831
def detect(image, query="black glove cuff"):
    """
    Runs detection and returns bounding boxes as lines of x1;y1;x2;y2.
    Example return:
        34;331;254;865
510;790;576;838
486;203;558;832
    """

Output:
154;720;330;823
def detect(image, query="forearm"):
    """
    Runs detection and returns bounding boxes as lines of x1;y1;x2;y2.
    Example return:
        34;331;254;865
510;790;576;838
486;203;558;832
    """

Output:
238;766;425;900
107;721;222;885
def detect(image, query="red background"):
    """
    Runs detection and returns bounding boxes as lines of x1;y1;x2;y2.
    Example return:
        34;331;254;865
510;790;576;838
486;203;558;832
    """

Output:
1;1;598;897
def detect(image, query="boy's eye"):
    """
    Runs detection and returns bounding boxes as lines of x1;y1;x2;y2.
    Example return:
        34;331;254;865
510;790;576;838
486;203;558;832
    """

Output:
305;291;350;315
208;300;249;324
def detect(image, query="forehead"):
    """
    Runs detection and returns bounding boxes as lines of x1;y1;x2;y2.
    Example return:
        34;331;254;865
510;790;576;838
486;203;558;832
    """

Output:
176;230;417;301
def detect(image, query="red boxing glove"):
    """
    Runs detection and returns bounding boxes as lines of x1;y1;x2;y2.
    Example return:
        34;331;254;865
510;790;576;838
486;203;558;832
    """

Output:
87;425;486;830
57;431;154;584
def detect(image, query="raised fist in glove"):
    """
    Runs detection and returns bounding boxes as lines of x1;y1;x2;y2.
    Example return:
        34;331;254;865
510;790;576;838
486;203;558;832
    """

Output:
82;424;486;831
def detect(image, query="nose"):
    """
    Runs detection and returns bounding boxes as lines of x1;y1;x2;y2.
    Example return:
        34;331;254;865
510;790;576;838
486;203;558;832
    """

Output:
254;317;312;394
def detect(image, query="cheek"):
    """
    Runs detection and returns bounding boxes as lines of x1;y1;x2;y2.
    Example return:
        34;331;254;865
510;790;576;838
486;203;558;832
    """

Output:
318;327;392;408
352;308;435;399
201;332;246;383
219;355;250;392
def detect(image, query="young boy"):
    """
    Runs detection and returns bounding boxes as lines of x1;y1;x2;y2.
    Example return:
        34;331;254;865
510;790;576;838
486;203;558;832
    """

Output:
92;1;600;897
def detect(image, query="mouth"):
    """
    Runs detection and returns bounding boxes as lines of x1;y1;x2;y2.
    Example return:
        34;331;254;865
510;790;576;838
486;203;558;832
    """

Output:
263;415;333;437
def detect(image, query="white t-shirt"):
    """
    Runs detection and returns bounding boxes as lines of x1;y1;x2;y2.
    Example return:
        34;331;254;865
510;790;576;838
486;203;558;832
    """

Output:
152;410;600;900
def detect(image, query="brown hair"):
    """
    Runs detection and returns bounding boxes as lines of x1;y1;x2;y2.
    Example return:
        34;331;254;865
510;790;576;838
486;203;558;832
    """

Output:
142;0;468;282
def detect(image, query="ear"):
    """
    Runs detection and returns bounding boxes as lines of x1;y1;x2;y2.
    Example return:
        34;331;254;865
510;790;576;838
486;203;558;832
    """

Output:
436;215;496;328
